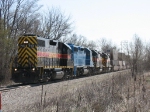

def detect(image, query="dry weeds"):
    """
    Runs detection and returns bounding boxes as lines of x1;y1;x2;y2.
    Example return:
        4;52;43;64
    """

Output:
3;70;150;112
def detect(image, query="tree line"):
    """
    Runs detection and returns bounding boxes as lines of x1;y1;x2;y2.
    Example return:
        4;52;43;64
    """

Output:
0;0;150;84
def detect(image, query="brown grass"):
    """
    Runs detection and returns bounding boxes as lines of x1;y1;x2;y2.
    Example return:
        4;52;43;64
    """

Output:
15;71;150;112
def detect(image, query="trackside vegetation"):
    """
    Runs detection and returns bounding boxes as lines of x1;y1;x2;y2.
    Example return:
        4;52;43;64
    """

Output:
12;71;150;112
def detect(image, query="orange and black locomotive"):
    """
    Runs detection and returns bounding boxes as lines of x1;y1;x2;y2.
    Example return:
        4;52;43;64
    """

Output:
12;34;73;83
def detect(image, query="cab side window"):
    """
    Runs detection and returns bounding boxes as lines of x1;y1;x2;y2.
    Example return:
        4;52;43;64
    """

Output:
37;40;45;47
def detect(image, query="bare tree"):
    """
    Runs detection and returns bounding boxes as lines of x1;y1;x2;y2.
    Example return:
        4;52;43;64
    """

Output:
125;34;144;112
0;0;41;83
41;8;73;40
61;34;86;45
84;40;97;50
0;23;7;81
0;0;42;37
126;34;144;77
60;33;97;49
97;37;117;52
142;42;150;71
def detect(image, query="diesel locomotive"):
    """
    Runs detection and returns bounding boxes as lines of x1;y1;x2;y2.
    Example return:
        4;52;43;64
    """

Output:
12;34;128;83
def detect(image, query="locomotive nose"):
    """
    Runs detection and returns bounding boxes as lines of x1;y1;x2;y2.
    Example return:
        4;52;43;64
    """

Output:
18;35;37;68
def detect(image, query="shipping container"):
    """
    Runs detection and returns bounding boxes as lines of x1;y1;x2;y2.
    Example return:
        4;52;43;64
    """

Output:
110;60;119;66
118;52;126;60
122;61;126;69
119;61;123;70
109;49;118;60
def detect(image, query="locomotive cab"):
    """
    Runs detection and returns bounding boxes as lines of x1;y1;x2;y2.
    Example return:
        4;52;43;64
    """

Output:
67;44;87;76
101;53;112;72
92;50;103;74
12;34;38;83
12;34;73;83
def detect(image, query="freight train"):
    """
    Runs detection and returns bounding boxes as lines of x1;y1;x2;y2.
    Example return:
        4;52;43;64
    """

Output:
12;34;129;83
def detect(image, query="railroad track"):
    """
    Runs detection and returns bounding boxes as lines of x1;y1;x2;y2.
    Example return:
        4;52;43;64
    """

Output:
0;69;130;92
0;82;53;92
0;84;31;92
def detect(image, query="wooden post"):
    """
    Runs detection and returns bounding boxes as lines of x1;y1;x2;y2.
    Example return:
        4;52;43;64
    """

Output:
0;92;1;112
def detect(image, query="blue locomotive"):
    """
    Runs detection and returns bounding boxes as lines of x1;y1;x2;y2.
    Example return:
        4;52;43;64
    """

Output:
67;43;94;77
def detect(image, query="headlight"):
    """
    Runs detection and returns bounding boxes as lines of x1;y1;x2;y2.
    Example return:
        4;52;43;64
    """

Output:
15;68;17;71
24;41;28;43
32;68;35;71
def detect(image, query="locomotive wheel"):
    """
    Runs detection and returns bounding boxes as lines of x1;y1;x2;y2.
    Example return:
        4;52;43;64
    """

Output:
87;69;90;76
33;77;39;83
69;69;73;79
43;71;50;82
47;72;52;81
89;69;93;75
62;71;67;80
77;70;80;77
79;69;83;76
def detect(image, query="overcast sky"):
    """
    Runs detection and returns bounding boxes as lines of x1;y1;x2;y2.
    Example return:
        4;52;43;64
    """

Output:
38;0;150;46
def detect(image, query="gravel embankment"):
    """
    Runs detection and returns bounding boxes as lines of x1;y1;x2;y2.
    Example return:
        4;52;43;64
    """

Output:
2;70;130;112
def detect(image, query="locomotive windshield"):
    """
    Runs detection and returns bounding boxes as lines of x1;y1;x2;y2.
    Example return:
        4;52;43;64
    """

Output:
101;53;108;59
74;47;78;52
49;40;57;45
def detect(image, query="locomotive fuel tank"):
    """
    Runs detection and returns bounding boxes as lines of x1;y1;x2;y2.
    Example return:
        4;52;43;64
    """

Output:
83;68;89;75
52;71;64;79
51;68;64;79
